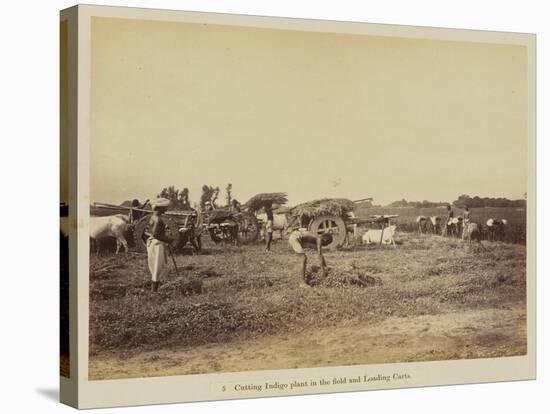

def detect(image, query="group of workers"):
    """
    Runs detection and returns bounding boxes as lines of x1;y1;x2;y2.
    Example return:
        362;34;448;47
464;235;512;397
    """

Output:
145;198;331;292
442;205;471;237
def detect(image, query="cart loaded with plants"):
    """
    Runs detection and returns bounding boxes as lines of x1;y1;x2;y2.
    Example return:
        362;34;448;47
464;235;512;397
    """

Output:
284;198;398;249
90;201;260;252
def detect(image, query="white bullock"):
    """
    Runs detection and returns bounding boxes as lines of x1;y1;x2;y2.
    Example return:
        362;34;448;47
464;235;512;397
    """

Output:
90;214;129;254
362;225;397;248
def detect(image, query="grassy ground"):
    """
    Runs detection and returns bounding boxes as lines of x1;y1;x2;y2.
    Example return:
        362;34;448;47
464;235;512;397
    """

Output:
89;233;526;380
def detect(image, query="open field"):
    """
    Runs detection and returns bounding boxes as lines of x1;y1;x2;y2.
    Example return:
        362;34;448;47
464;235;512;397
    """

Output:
89;232;526;380
355;206;526;244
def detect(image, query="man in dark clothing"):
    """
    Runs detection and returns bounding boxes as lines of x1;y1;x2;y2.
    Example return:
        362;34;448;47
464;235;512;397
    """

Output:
442;205;454;237
288;228;333;287
264;205;274;251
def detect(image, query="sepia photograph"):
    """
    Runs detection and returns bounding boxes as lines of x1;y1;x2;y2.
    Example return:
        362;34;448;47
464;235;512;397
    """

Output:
85;14;529;382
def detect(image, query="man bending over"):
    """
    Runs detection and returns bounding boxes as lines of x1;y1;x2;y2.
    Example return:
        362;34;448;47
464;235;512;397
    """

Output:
288;228;333;287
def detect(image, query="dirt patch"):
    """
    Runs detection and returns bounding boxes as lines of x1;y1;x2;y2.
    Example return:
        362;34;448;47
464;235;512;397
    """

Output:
89;306;526;380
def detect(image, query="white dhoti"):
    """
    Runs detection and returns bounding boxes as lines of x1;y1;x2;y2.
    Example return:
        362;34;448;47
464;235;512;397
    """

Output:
146;238;169;282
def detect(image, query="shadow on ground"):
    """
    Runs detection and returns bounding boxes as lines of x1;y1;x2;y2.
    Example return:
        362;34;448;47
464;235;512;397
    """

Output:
36;388;58;402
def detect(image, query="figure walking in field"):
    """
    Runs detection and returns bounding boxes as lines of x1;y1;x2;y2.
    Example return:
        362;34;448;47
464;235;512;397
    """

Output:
288;227;332;287
264;205;274;251
463;206;471;223
462;206;471;237
145;198;174;292
442;204;454;237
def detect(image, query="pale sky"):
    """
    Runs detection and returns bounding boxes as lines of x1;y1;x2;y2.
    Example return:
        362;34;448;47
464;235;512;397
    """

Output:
91;17;527;206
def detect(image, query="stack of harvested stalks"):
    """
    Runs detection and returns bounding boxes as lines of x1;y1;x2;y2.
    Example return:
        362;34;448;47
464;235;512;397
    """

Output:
290;198;355;219
245;192;288;213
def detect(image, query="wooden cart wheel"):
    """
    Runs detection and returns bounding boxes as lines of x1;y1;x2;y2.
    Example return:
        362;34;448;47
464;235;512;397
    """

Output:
236;211;260;244
208;225;222;244
207;213;231;244
308;214;347;249
133;214;180;252
208;219;238;244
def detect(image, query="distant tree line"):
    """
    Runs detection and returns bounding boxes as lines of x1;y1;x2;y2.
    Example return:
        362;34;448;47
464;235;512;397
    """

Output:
385;195;526;208
452;194;526;208
387;199;448;208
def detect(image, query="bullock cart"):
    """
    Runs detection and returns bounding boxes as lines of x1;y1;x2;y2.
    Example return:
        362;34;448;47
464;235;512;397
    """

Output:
287;198;398;249
91;202;190;252
201;209;260;245
90;202;259;252
287;198;355;249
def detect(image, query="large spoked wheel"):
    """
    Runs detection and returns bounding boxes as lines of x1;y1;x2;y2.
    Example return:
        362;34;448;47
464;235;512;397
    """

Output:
236;211;259;244
308;214;347;249
133;214;180;253
208;219;238;244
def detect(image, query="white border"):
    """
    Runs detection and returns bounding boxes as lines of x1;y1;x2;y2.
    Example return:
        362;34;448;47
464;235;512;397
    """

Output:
74;5;536;409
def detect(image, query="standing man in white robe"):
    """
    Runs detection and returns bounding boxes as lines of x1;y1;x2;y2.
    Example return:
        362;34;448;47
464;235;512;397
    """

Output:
146;198;173;292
